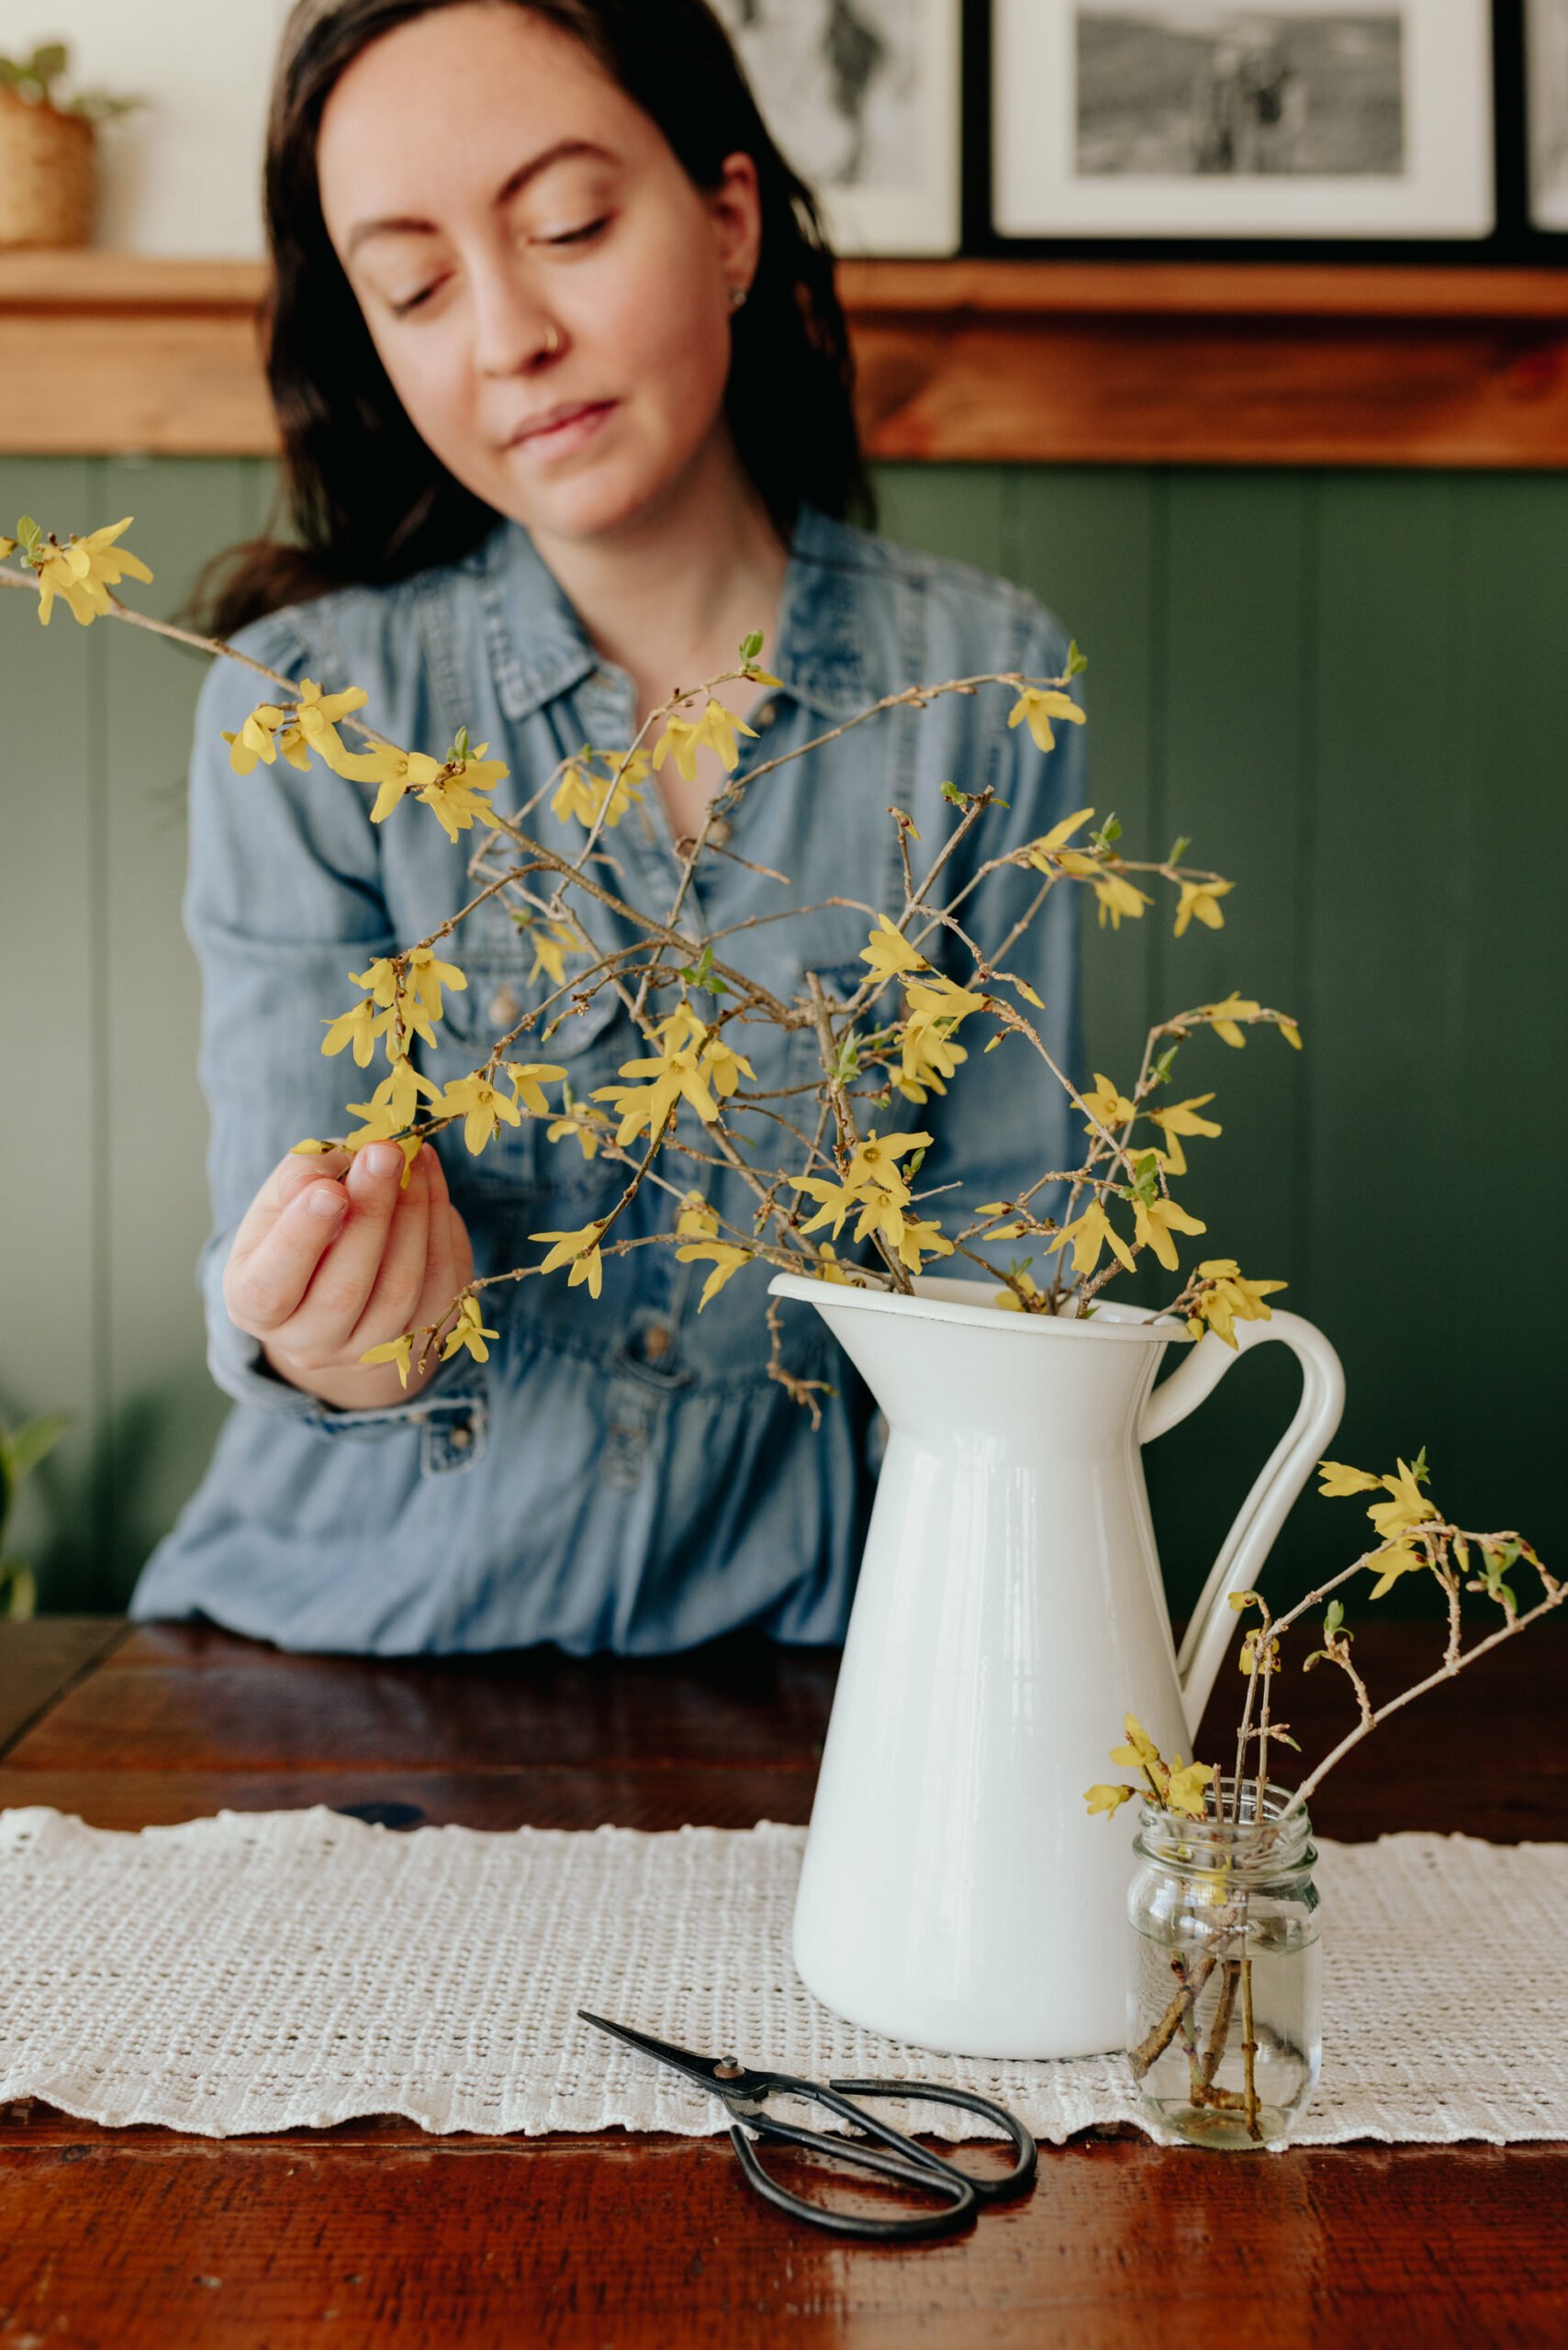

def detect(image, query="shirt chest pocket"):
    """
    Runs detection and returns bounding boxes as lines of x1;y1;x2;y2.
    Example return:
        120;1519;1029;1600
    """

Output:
430;909;631;1204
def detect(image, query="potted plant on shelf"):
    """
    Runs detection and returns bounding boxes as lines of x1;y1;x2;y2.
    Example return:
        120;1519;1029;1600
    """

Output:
0;44;141;250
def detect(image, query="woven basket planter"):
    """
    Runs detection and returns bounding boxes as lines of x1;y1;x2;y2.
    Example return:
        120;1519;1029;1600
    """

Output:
0;88;95;247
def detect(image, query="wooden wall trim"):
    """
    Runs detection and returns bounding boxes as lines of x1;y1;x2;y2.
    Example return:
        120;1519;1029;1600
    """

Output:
5;252;1568;466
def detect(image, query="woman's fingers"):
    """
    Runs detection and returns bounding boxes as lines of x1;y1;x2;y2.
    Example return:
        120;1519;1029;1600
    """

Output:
225;1152;351;1335
349;1148;434;1350
285;1142;409;1353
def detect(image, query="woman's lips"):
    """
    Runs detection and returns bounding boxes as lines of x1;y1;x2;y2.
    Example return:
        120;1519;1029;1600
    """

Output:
507;398;616;460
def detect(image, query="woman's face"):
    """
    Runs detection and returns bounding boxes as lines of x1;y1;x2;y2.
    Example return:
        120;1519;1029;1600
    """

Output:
317;3;761;546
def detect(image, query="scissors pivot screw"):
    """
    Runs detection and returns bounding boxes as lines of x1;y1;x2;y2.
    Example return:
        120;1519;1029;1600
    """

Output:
714;2059;745;2079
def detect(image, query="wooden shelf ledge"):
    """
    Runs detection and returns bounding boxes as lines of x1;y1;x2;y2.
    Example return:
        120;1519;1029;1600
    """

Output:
5;251;1568;465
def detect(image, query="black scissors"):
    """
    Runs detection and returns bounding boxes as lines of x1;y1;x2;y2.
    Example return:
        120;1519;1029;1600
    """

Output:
579;2009;1036;2241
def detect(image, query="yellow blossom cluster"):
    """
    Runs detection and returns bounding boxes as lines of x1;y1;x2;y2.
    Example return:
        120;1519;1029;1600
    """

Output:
674;1195;751;1310
1084;1713;1214;1821
1317;1455;1439;1598
792;1127;953;1275
1184;1259;1286;1350
590;1003;755;1145
551;750;648;831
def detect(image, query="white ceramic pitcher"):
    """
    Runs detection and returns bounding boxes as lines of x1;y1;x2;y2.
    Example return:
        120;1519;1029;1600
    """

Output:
767;1270;1345;2060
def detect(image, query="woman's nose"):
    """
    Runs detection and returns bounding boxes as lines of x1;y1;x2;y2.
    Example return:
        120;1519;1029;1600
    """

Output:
470;262;561;378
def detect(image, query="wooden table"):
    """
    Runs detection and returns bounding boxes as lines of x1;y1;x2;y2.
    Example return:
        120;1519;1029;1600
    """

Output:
2;1616;1564;2347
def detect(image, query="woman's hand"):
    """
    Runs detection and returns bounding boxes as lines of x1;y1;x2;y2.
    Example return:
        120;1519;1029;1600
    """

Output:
224;1142;474;1411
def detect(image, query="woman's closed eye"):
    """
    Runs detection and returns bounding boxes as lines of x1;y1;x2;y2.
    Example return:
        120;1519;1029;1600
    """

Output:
535;212;612;250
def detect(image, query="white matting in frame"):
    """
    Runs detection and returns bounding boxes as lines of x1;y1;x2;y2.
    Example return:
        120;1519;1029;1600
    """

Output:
993;0;1495;241
1527;0;1568;230
712;0;960;255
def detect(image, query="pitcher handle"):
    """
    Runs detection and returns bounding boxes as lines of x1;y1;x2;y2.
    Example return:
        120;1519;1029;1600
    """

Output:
1139;1310;1345;1741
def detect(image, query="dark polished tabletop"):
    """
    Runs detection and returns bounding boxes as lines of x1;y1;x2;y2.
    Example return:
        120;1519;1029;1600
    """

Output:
1;1613;1564;2349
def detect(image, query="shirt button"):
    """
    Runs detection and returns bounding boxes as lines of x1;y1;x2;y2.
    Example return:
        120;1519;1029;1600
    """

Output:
487;983;521;1028
755;701;777;728
448;1422;473;1449
643;1323;672;1362
706;816;734;847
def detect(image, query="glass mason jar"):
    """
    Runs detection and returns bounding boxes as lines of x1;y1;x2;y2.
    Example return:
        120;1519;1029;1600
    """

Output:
1127;1779;1321;2149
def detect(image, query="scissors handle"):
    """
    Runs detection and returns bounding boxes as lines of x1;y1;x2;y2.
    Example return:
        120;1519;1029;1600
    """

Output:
731;2076;1036;2243
829;2079;1038;2202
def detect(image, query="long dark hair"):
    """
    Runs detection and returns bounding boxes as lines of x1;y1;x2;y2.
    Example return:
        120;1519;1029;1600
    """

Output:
200;0;868;635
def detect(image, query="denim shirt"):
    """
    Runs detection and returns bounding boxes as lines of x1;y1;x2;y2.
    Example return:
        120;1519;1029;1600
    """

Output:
131;509;1085;1654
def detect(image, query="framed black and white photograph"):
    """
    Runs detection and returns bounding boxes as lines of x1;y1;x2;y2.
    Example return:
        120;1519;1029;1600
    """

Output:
992;1;1495;241
711;0;960;254
1527;0;1568;229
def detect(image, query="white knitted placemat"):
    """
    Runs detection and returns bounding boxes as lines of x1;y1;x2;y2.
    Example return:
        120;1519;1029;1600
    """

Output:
1;1807;1563;2146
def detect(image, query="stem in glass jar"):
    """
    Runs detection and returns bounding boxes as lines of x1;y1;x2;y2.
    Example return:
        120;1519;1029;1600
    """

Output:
1199;1958;1241;2098
1241;1951;1262;2142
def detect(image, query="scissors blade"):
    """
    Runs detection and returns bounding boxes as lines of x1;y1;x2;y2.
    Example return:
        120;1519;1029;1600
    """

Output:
577;2009;769;2103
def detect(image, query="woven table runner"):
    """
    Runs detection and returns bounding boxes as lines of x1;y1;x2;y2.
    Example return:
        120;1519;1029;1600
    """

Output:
1;1807;1563;2146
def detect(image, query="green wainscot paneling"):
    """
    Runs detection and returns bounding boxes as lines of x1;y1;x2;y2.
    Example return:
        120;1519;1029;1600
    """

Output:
2;456;1563;1625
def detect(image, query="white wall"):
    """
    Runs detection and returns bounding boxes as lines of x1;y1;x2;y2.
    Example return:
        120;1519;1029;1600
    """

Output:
1;0;294;253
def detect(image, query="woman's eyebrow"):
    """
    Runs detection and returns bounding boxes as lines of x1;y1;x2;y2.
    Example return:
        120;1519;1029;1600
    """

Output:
345;140;615;255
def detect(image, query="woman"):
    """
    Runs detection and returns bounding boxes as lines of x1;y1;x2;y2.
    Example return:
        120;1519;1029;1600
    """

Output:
132;0;1085;1653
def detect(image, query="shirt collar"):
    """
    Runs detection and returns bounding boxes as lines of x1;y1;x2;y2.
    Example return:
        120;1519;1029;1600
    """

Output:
472;503;876;730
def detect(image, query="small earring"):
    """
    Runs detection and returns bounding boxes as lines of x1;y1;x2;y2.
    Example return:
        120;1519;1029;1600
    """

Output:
728;284;747;313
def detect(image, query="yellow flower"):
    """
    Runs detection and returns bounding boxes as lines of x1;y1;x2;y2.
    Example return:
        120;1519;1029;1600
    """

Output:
1280;1020;1304;1050
545;1106;604;1161
1200;993;1260;1048
222;704;290;775
1093;873;1155;930
524;922;584;990
35;517;152;627
356;745;446;822
1045;1200;1136;1277
346;1058;441;1136
1022;806;1095;870
321;997;385;1068
286;679;374;778
994;1270;1041;1312
1173;878;1233;937
1132;1192;1207;1273
1367;1460;1434;1544
1007;687;1086;754
1110;1714;1169;1795
675;1198;750;1310
592;1028;720;1144
1165;1758;1215;1819
844;1129;932;1199
406;946;466;1024
416;754;508;844
1144;1093;1221;1178
551;751;647;831
793;1177;863;1240
653;699;756;781
442;1294;500;1363
701;1034;756;1100
1185;1259;1286;1349
859;916;927;983
360;1333;415;1389
348;957;399;1008
1081;1071;1136;1136
531;1222;606;1298
814;1244;850;1285
504;1061;567;1116
1084;1783;1137;1818
1367;1540;1428;1602
1318;1459;1382;1498
895;1214;953;1273
1238;1630;1281;1676
439;1072;522;1155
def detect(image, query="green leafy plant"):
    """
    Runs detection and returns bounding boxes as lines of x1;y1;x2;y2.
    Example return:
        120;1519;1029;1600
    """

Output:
0;1410;71;1620
0;42;141;122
